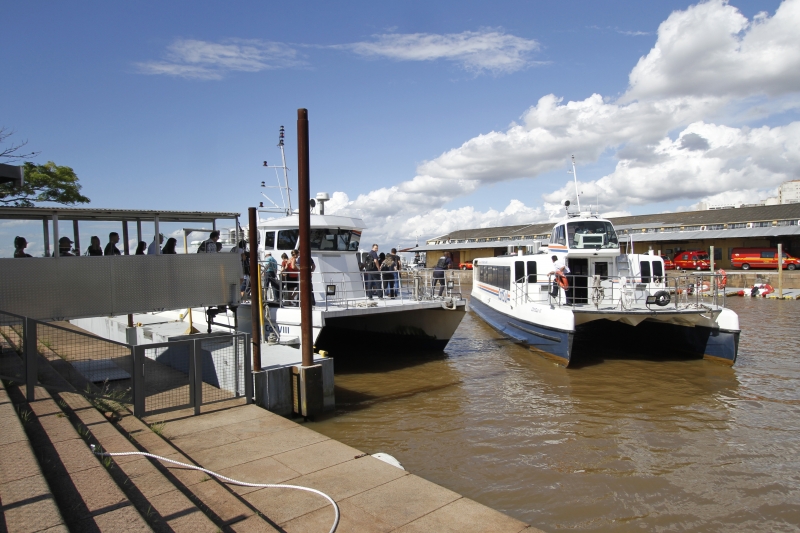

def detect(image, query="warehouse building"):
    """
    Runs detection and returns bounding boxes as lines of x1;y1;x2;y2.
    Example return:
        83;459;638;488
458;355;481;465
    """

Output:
411;204;800;270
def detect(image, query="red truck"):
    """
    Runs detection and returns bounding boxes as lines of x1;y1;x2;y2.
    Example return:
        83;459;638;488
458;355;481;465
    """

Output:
673;250;710;270
730;248;800;270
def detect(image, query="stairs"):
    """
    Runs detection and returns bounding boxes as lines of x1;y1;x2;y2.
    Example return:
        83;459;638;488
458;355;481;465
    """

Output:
0;337;278;532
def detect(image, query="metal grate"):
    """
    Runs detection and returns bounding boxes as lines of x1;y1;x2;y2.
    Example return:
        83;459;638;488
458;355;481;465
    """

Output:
34;321;133;401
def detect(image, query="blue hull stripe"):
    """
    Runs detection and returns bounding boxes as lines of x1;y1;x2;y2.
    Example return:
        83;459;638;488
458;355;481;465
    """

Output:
470;298;571;364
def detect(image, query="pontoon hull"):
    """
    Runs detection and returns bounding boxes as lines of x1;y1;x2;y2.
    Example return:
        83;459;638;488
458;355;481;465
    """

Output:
470;298;739;366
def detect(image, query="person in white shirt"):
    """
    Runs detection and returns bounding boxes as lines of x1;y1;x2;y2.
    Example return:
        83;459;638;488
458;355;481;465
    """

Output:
549;255;570;276
203;231;220;253
147;234;164;255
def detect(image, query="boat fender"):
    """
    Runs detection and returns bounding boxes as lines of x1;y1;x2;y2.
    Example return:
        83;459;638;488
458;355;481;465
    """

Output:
653;290;670;306
699;281;710;292
556;272;569;290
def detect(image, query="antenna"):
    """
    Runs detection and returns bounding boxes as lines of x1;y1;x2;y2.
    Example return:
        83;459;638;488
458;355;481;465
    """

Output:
260;125;294;216
568;155;582;212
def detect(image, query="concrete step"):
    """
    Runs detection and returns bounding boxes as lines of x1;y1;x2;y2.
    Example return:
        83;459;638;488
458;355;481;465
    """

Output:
13;326;278;532
0;377;67;533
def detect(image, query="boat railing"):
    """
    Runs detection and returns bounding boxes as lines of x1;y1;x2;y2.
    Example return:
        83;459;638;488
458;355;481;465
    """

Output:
512;272;727;310
256;264;463;310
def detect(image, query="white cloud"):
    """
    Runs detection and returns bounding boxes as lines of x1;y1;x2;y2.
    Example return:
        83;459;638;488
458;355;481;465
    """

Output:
541;121;800;212
624;0;800;101
343;29;541;74
136;39;306;79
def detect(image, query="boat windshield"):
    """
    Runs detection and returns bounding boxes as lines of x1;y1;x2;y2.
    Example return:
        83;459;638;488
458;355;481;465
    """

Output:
308;228;361;251
566;221;619;249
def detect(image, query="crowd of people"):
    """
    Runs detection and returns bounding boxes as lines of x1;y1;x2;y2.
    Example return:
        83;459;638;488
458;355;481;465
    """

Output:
362;244;404;299
12;230;221;257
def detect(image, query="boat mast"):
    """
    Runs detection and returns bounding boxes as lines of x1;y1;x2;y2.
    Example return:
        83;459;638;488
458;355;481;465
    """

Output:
570;155;581;212
261;125;294;216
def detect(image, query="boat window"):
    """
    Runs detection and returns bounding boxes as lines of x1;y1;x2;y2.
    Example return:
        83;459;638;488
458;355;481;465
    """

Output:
527;261;537;283
594;262;608;280
566;221;619;249
515;262;525;284
550;225;566;245
264;231;275;250
653;260;663;281
277;230;299;250
307;228;361;251
640;261;651;283
502;267;510;290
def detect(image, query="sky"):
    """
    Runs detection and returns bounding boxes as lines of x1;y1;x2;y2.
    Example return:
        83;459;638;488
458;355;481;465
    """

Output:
2;0;799;255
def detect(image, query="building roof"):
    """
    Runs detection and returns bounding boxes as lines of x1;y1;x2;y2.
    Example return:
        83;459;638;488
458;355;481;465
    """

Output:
411;203;800;252
0;206;240;223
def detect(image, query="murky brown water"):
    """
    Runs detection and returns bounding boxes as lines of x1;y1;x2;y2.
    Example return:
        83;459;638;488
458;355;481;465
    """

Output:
311;297;800;532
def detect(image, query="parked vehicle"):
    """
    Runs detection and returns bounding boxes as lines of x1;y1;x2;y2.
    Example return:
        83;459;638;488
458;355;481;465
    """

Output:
730;248;800;270
661;255;676;270
673;250;710;270
459;262;473;270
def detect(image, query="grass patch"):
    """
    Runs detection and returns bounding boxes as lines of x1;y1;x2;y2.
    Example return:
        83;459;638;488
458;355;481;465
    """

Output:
149;421;166;436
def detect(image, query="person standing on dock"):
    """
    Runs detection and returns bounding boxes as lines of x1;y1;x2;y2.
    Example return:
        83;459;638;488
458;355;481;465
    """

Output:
58;236;75;257
202;230;220;253
87;236;103;256
147;233;164;255
433;251;453;297
13;236;32;258
104;232;121;256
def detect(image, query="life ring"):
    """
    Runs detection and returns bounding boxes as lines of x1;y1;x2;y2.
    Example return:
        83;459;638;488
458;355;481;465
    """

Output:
761;284;774;297
556;272;569;290
653;290;670;306
717;269;727;288
699;281;711;292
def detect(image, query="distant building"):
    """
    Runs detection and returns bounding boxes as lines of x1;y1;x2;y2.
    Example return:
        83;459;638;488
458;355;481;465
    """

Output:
410;203;800;270
781;180;800;204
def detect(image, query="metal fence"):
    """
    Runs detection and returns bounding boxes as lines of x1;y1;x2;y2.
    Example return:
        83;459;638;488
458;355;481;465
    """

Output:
134;334;250;416
0;309;252;417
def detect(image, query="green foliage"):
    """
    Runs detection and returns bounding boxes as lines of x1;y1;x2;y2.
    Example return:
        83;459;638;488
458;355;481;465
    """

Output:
0;161;90;207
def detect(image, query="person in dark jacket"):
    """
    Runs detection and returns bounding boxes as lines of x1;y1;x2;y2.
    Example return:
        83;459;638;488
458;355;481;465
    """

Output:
432;251;453;297
87;236;103;256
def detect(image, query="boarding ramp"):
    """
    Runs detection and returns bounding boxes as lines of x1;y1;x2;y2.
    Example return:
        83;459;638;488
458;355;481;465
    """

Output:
0;254;242;321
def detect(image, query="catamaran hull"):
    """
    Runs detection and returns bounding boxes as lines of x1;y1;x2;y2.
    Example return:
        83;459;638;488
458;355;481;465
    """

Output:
470;298;739;366
315;307;467;353
469;297;573;365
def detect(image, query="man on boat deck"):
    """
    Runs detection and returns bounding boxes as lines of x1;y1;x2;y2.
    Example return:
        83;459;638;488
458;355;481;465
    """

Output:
202;230;220;253
366;244;381;299
147;233;164;255
549;255;571;304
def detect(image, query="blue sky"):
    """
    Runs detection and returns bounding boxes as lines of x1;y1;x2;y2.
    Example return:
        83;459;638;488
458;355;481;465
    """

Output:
2;0;797;254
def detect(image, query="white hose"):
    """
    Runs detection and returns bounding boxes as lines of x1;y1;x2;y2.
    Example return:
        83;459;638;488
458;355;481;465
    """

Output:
90;445;339;533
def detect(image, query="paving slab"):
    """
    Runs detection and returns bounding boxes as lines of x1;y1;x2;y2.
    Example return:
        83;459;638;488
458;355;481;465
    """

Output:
273;438;365;476
0;474;64;533
148;489;218;532
394;496;536;533
282;498;394;533
216;456;301;496
345;473;460;528
228;514;282;532
90;504;152;533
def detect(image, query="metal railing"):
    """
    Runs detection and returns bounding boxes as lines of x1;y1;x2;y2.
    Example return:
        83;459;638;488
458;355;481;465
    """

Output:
0;309;252;417
259;265;464;310
510;272;727;311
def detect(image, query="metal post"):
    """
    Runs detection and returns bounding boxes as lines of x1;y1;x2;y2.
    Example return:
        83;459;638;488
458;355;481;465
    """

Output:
153;215;160;255
42;218;50;257
122;220;130;255
52;214;59;258
72;220;81;256
244;334;253;404
297;108;313;368
24;318;37;402
248;207;262;372
189;340;202;415
132;346;145;417
136;219;142;244
710;245;715;298
778;243;783;298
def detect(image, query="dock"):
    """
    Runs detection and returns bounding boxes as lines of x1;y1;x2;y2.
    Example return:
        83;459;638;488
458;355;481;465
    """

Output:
1;321;537;532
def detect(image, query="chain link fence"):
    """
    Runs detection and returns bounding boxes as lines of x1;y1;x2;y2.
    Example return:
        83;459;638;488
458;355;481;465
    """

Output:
1;309;252;416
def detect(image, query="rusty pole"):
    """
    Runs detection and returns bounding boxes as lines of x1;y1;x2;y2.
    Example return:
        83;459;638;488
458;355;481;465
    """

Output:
297;109;313;368
248;207;262;372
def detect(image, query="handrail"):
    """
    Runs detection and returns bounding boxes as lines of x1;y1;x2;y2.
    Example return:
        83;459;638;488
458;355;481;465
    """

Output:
500;272;727;310
256;263;464;310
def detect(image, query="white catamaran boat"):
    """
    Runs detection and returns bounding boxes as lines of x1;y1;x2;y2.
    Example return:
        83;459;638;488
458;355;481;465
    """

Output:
230;126;467;353
469;161;740;367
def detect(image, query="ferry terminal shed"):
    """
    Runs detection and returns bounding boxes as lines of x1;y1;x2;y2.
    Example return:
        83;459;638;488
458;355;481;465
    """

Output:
413;203;800;271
